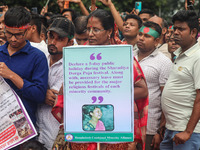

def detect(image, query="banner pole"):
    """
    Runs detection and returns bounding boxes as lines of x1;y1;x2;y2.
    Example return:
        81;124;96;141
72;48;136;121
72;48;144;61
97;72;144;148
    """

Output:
97;143;100;150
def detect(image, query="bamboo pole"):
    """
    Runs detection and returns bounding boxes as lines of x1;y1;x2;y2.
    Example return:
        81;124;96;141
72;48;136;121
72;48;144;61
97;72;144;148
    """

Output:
97;143;100;150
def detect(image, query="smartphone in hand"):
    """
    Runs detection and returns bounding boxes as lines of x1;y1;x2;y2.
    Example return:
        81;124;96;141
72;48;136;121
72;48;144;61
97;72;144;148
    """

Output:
135;1;142;13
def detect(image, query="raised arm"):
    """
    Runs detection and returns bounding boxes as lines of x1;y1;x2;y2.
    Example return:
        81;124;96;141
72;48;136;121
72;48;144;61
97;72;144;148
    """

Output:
40;5;48;16
98;0;124;31
90;0;97;12
185;0;195;10
69;0;89;15
57;0;65;12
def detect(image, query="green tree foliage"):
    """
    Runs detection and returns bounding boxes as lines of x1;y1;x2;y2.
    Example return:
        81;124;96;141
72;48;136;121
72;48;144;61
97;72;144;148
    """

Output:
1;0;199;22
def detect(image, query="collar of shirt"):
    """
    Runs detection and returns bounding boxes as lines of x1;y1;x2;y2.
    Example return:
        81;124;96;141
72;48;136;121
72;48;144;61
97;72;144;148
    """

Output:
174;42;199;57
47;54;63;68
134;48;159;60
0;40;31;55
157;43;163;49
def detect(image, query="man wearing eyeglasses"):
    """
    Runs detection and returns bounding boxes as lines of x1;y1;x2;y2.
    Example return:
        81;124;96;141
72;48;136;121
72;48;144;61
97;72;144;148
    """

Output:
0;6;48;146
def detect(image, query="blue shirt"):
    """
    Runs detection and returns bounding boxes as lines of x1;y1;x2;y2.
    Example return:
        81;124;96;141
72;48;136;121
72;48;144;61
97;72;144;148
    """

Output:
0;41;48;125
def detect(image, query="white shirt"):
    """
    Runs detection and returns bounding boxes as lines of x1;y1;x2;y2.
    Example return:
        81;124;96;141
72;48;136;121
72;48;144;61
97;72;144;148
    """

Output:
134;49;172;135
133;44;139;52
36;55;63;150
30;40;49;58
157;43;171;59
161;43;200;133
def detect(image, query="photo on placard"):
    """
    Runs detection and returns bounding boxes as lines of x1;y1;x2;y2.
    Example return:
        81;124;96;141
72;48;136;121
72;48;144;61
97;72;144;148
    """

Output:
82;104;114;131
9;109;33;138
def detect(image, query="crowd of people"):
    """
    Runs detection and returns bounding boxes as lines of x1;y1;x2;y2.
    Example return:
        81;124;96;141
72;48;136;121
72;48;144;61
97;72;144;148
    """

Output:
0;0;200;150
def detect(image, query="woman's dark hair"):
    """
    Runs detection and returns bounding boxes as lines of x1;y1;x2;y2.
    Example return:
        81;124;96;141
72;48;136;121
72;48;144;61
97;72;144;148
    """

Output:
87;9;114;38
4;6;31;27
83;105;101;118
89;106;101;117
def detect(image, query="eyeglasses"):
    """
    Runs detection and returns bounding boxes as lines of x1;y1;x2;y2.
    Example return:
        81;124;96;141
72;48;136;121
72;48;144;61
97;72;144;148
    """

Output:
86;28;105;34
4;30;27;39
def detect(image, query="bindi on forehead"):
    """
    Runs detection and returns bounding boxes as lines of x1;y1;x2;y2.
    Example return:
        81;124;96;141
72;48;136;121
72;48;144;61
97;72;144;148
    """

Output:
89;17;94;28
90;16;93;21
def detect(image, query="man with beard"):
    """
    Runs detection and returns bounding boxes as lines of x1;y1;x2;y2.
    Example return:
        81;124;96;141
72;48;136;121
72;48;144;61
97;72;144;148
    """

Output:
160;10;200;149
134;21;172;150
36;18;74;150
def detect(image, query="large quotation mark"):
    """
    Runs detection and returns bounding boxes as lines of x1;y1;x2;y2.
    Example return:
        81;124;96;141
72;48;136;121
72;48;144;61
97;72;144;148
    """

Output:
90;53;102;60
91;96;104;103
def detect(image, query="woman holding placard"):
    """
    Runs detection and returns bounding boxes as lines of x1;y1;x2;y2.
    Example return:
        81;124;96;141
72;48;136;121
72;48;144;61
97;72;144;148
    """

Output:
52;9;148;150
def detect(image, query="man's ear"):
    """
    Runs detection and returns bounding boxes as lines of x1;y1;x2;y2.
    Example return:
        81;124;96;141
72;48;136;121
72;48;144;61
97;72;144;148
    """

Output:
32;25;37;32
154;37;160;47
162;27;168;35
28;25;36;33
191;28;198;39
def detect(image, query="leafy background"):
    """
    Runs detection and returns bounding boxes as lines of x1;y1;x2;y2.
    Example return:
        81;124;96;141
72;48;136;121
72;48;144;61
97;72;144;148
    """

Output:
1;0;200;23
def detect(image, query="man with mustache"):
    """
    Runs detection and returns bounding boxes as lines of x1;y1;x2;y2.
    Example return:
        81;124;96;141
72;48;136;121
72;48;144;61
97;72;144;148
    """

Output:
134;21;172;150
36;18;74;150
161;10;200;149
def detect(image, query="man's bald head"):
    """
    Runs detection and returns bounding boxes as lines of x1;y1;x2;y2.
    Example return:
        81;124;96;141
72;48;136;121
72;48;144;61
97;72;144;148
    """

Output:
149;15;163;28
